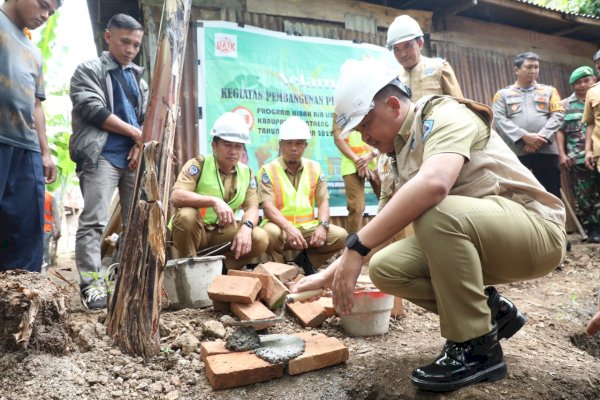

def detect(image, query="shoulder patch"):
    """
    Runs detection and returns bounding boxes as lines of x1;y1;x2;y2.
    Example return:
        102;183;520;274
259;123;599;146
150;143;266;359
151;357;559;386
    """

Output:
424;67;435;77
261;172;270;184
319;172;326;182
250;177;257;189
422;120;434;142
188;165;200;176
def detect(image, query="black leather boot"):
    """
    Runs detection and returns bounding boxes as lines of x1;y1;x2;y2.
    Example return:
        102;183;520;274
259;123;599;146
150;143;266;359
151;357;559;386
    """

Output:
293;250;317;275
485;286;527;340
411;326;507;392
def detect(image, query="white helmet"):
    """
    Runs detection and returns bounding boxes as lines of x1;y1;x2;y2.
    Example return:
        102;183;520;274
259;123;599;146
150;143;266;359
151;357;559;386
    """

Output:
210;112;251;143
279;116;311;141
334;58;403;138
386;15;424;49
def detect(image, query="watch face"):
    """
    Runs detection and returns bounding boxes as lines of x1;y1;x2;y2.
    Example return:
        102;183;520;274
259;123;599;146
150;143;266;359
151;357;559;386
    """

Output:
345;232;358;247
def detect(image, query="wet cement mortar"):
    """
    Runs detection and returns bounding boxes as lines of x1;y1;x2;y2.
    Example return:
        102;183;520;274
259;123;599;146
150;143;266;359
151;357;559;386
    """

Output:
0;236;599;400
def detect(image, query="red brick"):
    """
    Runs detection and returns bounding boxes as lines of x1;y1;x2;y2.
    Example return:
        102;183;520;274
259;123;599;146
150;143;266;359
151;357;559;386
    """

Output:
255;262;298;283
317;296;336;317
391;297;406;318
230;301;277;330
205;352;284;390
211;299;230;313
288;336;349;375
207;275;261;304
200;340;230;363
228;269;272;300
252;265;290;308
292;331;327;341
287;300;328;328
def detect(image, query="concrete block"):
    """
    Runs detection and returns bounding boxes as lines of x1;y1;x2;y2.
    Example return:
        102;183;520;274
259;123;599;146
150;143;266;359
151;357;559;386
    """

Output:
230;301;277;330
288;336;349;375
205;352;284;390
228;269;272;300
287;300;328;328
255;262;298;283
207;275;261;304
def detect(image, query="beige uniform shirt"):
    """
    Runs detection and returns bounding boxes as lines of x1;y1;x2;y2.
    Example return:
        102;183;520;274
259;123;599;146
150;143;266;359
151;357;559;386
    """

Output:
391;96;565;225
583;82;600;157
173;156;258;209
380;57;464;210
258;157;329;205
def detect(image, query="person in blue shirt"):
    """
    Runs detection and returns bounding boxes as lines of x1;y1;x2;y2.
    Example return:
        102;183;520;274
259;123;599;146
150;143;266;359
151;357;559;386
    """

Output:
69;13;149;309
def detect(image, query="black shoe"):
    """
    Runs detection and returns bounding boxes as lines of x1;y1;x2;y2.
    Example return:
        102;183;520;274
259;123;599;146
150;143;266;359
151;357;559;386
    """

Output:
410;326;507;392
81;283;108;310
485;286;527;340
293;250;317;275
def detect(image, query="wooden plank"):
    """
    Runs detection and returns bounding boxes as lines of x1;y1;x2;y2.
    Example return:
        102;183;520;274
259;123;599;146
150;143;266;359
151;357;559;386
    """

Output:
247;0;431;30
434;15;596;61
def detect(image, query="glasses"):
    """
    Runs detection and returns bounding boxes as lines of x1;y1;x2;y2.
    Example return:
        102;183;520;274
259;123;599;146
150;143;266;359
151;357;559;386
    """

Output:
336;102;375;129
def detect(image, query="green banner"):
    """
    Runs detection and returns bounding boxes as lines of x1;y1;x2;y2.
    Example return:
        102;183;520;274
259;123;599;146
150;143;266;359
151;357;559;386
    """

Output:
197;21;396;214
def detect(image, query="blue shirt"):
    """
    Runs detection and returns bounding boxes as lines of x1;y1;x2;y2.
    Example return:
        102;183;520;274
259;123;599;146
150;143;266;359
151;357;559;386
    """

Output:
101;67;140;169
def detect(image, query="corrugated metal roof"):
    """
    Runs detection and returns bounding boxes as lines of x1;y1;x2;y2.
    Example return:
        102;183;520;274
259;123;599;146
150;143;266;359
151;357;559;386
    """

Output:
511;0;599;20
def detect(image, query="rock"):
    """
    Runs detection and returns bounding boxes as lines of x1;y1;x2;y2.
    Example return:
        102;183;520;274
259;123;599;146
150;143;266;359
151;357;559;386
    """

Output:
165;390;179;400
159;319;171;337
149;382;163;393
170;376;181;386
202;320;226;339
171;333;199;355
191;358;202;370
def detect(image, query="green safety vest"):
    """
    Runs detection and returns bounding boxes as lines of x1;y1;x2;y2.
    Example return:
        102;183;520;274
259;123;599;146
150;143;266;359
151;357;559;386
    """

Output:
260;158;320;229
340;131;376;176
195;154;251;225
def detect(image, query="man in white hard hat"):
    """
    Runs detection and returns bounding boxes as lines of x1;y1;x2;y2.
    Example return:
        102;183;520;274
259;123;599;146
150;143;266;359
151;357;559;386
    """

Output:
258;116;347;274
387;15;463;101
379;15;464;224
169;112;268;270
593;49;600;75
294;58;565;391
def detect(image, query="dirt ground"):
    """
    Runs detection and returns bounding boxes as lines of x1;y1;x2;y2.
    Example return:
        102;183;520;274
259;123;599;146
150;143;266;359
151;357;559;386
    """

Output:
0;234;599;400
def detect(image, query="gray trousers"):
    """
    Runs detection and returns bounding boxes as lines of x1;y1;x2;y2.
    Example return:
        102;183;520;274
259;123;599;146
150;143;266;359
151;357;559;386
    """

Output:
75;156;134;288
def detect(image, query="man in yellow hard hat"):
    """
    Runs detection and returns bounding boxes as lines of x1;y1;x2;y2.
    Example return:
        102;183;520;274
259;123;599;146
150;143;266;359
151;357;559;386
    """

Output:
258;116;347;274
295;58;565;391
169;112;268;270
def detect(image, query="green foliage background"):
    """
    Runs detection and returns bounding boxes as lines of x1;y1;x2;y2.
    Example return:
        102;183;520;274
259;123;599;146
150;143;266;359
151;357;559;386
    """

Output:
36;11;77;195
531;0;600;17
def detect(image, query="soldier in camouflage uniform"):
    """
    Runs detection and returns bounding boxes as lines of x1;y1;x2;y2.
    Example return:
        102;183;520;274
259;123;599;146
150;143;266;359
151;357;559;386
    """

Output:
557;66;600;242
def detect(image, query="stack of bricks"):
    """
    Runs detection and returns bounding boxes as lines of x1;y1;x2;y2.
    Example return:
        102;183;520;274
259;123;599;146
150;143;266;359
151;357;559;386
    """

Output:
207;262;330;329
201;331;349;390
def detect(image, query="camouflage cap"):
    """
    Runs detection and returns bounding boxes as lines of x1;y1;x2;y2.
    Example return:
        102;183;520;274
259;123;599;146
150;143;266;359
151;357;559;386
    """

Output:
569;66;595;84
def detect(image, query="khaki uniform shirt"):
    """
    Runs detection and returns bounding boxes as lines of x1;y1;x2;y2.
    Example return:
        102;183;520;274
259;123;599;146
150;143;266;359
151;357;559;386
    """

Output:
400;56;464;101
258;157;329;205
391;96;565;225
380;57;464;210
583;82;600;157
173;156;258;210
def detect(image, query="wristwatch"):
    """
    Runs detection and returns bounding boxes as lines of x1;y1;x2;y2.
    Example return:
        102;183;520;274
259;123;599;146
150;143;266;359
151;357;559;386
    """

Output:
243;220;254;229
345;232;371;256
319;220;330;230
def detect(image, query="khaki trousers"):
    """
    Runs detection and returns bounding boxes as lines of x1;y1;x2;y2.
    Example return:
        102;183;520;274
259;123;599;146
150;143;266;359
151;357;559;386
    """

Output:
369;195;565;342
343;172;381;234
262;222;347;268
170;207;269;270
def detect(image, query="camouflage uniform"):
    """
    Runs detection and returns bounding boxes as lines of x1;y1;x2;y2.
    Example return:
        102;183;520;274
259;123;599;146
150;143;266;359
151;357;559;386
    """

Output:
561;93;600;233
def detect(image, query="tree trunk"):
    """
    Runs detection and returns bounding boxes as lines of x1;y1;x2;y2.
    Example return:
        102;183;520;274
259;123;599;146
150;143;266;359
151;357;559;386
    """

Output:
105;0;192;358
